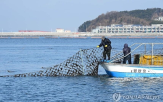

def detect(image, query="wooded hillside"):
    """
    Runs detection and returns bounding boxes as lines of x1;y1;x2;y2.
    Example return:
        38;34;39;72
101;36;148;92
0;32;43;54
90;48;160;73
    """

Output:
78;8;163;32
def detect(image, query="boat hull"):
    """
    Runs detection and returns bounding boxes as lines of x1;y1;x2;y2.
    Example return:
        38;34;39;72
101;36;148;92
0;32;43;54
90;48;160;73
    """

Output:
100;63;163;77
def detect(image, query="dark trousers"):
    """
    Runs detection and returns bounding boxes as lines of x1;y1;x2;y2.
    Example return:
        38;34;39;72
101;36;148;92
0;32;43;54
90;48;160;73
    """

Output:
123;55;131;64
103;49;111;60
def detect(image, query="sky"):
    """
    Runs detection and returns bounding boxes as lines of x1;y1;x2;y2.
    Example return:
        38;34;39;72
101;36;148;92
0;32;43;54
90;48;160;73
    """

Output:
0;0;163;32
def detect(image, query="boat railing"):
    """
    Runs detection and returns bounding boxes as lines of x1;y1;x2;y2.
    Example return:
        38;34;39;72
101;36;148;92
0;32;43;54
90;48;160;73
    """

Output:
110;43;163;65
111;43;144;63
110;43;138;59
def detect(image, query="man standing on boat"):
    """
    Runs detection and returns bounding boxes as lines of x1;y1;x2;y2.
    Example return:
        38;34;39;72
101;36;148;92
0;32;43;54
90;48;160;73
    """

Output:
123;43;131;64
97;36;112;60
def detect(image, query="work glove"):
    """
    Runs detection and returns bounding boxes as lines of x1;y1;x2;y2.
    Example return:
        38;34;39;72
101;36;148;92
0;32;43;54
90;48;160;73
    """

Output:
105;45;107;47
97;45;99;48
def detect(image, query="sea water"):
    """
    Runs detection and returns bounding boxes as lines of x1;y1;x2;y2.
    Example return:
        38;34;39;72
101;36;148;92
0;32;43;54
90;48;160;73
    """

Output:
0;38;163;102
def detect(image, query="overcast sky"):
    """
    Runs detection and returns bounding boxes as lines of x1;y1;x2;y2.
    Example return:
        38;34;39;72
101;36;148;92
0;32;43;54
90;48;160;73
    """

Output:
0;0;163;32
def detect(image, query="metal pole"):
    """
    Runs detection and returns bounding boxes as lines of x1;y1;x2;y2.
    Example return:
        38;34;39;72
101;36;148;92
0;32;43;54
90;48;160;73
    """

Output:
151;43;154;65
145;44;146;54
80;49;84;75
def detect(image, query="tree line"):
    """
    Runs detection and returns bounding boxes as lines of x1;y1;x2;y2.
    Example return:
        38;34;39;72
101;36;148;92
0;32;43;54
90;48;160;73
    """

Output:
78;8;163;32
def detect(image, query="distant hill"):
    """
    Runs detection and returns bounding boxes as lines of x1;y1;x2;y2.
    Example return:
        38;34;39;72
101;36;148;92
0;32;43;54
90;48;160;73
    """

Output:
78;8;163;32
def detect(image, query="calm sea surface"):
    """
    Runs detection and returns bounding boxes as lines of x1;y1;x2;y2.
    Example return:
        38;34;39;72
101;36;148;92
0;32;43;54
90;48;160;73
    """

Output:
0;38;163;102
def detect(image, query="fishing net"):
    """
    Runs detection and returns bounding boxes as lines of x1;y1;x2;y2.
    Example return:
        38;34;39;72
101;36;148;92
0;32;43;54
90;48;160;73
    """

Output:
1;47;104;77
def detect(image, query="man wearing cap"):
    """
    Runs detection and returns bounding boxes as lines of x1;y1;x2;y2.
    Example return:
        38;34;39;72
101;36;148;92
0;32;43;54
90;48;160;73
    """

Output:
97;36;112;60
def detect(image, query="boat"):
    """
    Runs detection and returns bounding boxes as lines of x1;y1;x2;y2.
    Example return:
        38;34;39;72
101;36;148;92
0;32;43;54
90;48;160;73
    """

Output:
100;43;163;77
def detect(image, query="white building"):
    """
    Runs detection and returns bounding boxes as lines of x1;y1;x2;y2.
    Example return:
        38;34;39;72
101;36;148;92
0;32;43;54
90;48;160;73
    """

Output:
158;17;163;21
154;17;163;21
65;30;71;33
92;24;163;33
56;28;64;33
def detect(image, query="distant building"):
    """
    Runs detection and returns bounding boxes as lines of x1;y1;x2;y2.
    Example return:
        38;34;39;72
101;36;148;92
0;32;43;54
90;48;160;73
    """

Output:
56;28;64;33
65;30;71;33
19;30;48;32
154;17;163;21
159;17;163;21
92;24;163;33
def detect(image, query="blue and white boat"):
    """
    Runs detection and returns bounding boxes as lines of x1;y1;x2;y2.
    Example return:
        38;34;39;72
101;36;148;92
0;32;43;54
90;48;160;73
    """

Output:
100;43;163;77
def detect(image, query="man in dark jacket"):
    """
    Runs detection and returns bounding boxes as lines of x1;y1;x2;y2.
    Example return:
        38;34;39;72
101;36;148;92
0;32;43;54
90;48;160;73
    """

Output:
97;36;112;60
123;43;131;64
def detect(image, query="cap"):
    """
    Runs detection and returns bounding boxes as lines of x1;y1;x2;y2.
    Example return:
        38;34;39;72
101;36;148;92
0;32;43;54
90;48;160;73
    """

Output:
101;36;105;40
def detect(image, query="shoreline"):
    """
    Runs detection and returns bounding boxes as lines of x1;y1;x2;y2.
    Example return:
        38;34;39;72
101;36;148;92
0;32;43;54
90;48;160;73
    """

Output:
1;36;163;39
1;32;163;39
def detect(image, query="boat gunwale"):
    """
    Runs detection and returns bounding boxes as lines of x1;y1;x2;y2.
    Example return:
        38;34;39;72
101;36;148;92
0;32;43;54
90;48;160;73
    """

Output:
100;62;163;67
